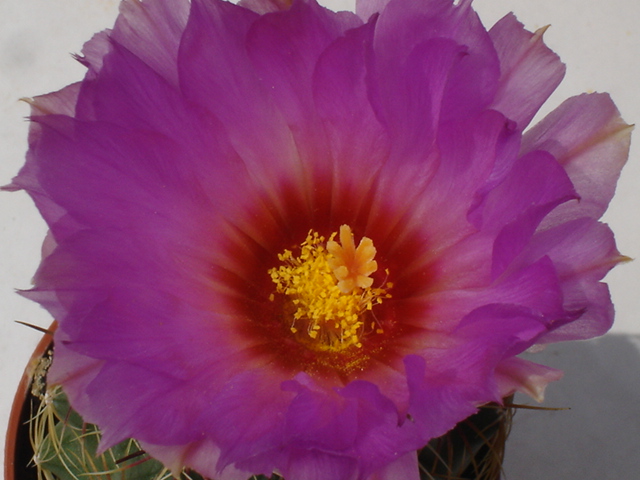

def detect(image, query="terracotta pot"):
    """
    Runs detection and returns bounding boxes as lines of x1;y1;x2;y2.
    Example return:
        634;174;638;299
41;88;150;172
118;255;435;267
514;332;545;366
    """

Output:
4;323;55;480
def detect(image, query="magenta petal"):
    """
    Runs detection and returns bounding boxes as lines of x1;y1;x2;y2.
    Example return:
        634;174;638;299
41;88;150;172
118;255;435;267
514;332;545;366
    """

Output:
404;354;487;444
3;84;80;198
111;0;190;86
381;37;471;152
46;337;104;417
470;149;577;277
282;380;358;453
338;381;421;476
489;13;565;129
454;306;549;363
375;109;519;258
273;377;421;480
355;0;390;21
80;39;204;136
368;452;420;480
474;150;576;234
312;20;389;183
75;31;111;75
84;362;203;448
494;356;563;402
17;116;245;238
178;0;306;197
369;0;499;131
29;83;82;117
518;218;621;342
422;255;566;338
239;0;295;14
244;0;361;165
141;440;251;480
201;370;290;472
489;257;565;320
523;93;631;225
284;449;358;480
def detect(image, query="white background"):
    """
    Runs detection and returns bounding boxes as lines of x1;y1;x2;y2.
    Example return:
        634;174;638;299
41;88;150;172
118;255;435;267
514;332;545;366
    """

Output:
1;0;639;478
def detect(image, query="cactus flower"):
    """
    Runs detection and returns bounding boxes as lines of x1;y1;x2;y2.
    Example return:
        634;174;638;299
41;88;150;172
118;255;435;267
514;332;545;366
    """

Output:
6;0;630;479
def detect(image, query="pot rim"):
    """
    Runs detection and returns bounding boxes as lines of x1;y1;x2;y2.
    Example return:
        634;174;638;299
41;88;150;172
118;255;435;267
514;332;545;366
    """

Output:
4;321;56;480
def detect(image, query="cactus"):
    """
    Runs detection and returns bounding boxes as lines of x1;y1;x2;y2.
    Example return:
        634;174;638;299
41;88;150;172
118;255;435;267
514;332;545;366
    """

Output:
27;349;204;480
24;348;285;480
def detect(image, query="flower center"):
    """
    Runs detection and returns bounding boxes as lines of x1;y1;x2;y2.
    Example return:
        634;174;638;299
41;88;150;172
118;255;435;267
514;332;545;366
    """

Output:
268;225;392;352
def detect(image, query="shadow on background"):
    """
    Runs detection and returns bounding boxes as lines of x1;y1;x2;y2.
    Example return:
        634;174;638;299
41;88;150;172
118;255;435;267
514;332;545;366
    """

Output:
503;334;640;479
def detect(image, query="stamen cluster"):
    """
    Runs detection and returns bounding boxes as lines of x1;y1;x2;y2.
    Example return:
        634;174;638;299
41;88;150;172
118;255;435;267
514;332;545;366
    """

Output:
269;225;391;351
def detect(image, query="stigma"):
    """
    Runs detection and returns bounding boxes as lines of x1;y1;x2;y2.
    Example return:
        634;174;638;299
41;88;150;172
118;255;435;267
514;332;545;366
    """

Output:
268;225;391;351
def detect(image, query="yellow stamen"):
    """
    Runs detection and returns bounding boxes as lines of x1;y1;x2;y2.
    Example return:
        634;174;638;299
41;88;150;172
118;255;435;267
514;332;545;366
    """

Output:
268;225;391;351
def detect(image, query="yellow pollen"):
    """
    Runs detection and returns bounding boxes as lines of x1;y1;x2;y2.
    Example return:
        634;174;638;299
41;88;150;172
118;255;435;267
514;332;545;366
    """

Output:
268;225;391;351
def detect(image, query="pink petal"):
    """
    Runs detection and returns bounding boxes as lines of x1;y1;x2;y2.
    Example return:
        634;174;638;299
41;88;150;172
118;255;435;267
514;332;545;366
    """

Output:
489;13;565;130
239;0;295;14
111;0;190;86
141;440;252;480
285;449;358;480
494;356;563;402
516;218;622;342
369;0;500;136
27;83;82;117
355;0;390;22
470;149;577;277
75;31;111;74
404;354;490;444
245;0;361;172
418;255;566;336
312;20;390;189
368;452;420;480
523;93;632;225
178;0;304;203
